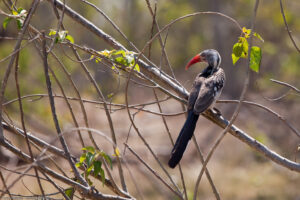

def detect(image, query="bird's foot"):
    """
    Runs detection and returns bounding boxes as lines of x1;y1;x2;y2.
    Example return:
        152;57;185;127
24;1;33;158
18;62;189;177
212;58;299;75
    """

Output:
212;107;222;116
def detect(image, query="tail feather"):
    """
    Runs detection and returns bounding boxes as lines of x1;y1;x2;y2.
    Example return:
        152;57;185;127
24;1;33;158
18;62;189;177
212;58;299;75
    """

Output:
168;110;199;168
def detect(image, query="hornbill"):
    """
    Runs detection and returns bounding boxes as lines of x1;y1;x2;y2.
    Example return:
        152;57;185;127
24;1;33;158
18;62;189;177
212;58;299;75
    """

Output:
168;49;225;168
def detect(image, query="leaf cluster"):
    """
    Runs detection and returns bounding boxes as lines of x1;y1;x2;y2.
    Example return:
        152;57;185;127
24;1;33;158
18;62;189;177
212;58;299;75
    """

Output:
75;146;113;186
49;29;74;44
2;7;27;30
232;27;263;72
92;49;141;72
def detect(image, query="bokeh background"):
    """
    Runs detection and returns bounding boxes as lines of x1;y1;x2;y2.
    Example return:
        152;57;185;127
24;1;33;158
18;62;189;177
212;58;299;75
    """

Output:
0;0;299;199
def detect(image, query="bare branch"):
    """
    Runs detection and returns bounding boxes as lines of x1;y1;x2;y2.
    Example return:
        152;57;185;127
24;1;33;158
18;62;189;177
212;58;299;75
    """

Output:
40;32;88;187
279;0;300;53
270;79;300;93
0;171;13;199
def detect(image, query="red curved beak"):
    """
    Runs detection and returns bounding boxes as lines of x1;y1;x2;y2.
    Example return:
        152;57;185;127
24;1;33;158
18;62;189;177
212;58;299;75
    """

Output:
185;54;202;70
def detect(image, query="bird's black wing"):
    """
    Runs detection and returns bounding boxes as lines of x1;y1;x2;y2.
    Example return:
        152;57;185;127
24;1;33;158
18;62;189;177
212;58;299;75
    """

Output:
194;69;225;114
193;80;216;114
187;75;203;111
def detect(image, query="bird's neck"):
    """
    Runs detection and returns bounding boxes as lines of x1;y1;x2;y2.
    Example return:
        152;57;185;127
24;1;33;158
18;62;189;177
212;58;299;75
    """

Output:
201;65;218;78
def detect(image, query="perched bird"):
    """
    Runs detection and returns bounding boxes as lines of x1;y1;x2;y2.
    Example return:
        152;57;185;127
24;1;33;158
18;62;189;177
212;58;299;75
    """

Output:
168;49;225;168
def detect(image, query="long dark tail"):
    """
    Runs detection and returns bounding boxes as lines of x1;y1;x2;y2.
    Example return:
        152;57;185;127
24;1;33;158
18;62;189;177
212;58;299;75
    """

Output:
168;110;199;168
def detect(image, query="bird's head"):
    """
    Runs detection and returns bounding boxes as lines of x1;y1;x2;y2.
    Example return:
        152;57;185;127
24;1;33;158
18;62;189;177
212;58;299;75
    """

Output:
185;49;221;70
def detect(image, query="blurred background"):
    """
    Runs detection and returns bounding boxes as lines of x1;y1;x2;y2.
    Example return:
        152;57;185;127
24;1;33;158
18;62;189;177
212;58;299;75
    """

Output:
0;0;300;199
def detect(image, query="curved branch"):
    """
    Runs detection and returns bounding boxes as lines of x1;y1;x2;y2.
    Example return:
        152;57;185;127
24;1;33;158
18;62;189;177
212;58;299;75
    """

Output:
279;0;300;53
270;79;300;93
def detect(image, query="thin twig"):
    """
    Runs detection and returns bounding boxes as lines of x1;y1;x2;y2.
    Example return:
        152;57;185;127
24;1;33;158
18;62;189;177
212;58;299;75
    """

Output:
0;165;47;181
279;0;300;53
145;0;179;82
265;90;291;102
270;79;300;93
0;171;13;199
14;49;46;198
0;34;39;64
41;171;71;200
0;162;33;199
125;144;183;199
49;53;85;146
3;93;184;116
48;0;66;52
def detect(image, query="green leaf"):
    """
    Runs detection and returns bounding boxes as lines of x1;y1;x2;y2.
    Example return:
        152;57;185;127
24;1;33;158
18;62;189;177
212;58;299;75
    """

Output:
85;152;95;168
232;53;240;65
101;152;113;169
17;7;24;13
82;146;95;153
250;46;262;73
240;37;249;58
232;42;243;57
100;168;105;186
65;35;74;43
16;19;22;29
115;56;126;65
93;160;102;177
75;162;82;168
113;50;126;56
254;32;264;42
12;10;18;16
2;17;12;29
133;64;140;72
86;165;93;176
79;153;86;163
49;29;57;36
232;42;243;65
65;188;74;200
